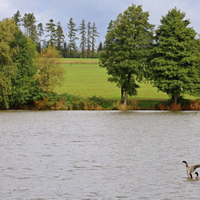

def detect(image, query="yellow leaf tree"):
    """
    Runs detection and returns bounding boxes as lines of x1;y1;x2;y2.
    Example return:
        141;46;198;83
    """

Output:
35;46;64;93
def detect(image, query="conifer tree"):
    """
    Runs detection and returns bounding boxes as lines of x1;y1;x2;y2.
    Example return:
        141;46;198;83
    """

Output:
104;20;113;48
22;13;38;42
45;19;56;46
56;21;65;51
91;22;99;58
87;22;92;58
148;8;200;104
107;20;113;34
79;19;86;58
67;18;78;57
37;23;44;53
13;10;21;26
62;41;69;58
97;41;103;52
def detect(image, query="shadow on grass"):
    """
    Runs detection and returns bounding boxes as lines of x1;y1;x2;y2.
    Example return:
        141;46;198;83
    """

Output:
137;100;167;109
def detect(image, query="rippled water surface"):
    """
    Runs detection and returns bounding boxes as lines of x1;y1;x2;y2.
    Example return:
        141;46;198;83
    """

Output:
1;110;200;199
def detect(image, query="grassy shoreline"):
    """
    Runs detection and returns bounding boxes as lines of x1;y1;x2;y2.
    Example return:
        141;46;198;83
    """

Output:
19;58;200;111
56;58;197;100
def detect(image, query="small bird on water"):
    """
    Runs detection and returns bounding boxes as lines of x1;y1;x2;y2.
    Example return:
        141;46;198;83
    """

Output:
182;161;200;179
195;172;199;180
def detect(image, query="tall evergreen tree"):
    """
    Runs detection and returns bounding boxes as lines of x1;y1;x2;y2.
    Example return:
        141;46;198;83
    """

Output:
79;19;86;58
104;20;113;48
87;22;92;58
56;21;65;52
67;18;78;57
91;22;99;58
22;13;38;42
148;8;200;104
62;41;69;58
97;41;103;52
37;22;44;53
45;19;56;46
107;20;113;33
42;38;48;49
13;10;21;26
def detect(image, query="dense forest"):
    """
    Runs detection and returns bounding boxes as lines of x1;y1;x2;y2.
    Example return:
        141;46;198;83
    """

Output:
13;10;103;58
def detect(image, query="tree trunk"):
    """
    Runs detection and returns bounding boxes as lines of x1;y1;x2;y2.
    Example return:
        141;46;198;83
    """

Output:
121;86;124;103
174;95;177;105
124;90;128;106
40;36;42;53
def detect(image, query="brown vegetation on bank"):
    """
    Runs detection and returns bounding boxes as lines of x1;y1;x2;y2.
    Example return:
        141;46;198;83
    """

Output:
17;96;200;111
153;101;200;111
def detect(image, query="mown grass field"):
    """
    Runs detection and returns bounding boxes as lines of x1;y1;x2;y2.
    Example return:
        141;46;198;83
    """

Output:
55;58;197;104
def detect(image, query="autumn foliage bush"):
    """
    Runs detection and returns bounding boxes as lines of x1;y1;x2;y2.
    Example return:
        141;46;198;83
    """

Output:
33;93;115;110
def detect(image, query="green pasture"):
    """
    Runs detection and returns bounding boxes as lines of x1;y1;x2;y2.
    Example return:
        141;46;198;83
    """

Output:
60;58;99;63
56;58;197;102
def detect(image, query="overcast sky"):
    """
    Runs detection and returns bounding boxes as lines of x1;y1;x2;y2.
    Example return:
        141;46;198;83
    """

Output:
0;0;200;45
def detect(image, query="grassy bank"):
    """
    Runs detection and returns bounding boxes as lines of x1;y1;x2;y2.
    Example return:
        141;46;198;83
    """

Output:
60;58;99;64
45;58;199;110
57;59;169;99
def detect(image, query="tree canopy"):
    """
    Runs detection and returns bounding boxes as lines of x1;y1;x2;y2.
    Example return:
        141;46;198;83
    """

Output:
148;8;200;104
79;19;87;58
35;46;64;94
9;30;38;107
67;18;78;57
45;19;56;46
0;18;18;109
99;4;154;105
13;10;101;58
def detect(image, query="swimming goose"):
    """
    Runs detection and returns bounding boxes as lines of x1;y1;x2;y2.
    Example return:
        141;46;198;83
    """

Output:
182;161;200;179
195;172;199;180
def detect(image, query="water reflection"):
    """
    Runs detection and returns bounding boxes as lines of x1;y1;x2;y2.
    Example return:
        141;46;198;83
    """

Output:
0;110;200;199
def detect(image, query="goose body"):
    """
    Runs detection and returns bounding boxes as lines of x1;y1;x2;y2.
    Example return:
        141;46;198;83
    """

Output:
182;161;200;179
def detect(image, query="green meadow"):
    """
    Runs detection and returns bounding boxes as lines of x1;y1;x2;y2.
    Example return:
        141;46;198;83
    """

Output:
55;58;197;108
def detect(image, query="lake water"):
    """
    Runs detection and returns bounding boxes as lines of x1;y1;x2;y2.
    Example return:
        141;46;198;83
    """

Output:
1;110;200;199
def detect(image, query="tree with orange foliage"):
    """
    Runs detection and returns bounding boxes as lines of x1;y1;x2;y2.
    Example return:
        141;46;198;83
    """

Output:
35;46;64;93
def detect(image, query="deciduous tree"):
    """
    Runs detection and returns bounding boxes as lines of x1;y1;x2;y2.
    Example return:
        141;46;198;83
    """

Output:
35;46;64;93
0;18;18;109
99;4;154;105
9;31;37;107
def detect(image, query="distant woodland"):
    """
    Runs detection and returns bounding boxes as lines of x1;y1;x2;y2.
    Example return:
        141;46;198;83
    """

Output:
13;10;103;58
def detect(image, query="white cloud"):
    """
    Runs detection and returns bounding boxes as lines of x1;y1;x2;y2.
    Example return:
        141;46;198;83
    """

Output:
0;0;11;18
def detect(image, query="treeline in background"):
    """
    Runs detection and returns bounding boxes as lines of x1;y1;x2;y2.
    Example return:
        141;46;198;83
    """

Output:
13;10;103;58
